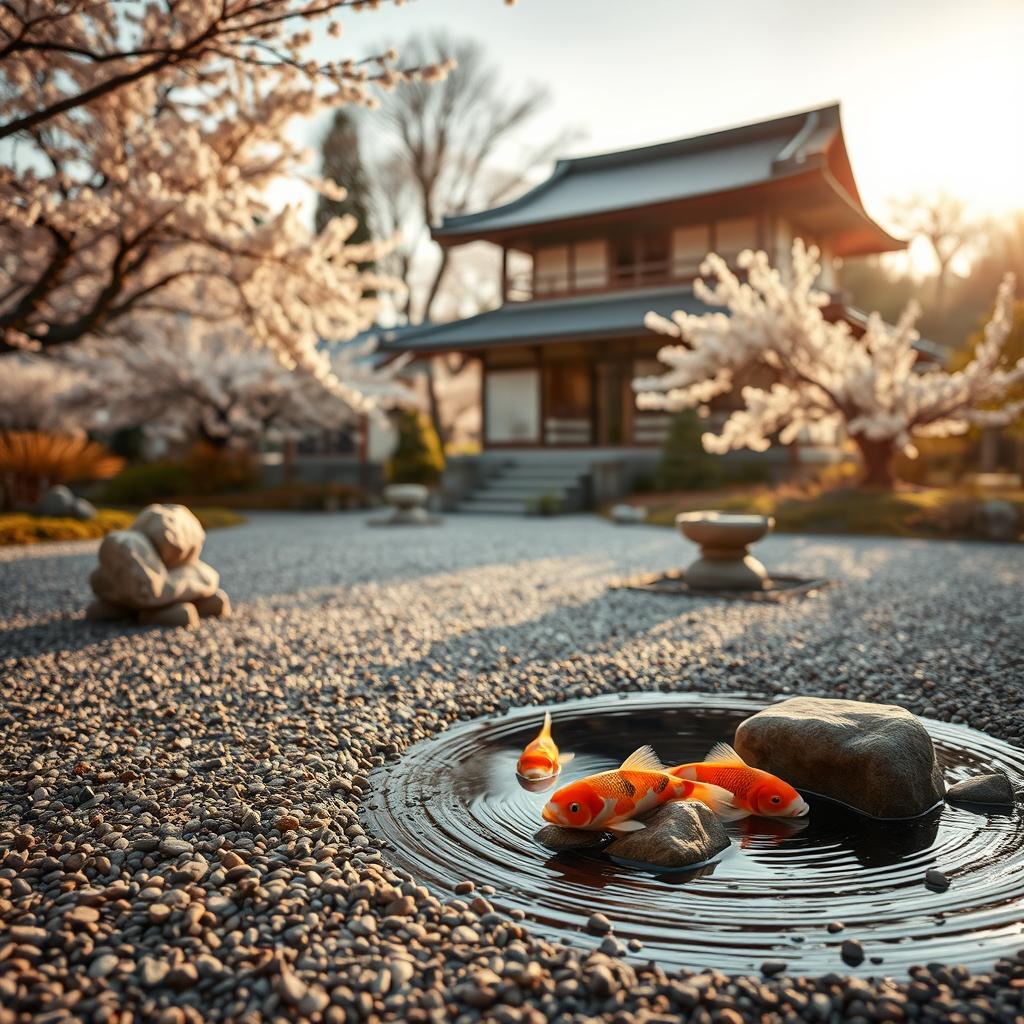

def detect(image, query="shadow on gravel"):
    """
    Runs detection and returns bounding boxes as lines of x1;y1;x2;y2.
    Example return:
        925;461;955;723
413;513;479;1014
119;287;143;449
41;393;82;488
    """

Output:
0;617;144;661
357;587;718;688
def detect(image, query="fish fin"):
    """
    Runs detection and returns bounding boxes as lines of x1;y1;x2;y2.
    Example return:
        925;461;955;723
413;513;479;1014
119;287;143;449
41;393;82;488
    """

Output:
541;709;552;737
672;765;699;781
557;752;575;766
608;819;646;833
692;782;750;822
704;741;746;766
619;745;665;773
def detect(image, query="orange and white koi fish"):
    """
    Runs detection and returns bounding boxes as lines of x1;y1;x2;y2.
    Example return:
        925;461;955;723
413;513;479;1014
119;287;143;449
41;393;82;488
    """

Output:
516;711;574;781
668;742;809;818
542;745;743;833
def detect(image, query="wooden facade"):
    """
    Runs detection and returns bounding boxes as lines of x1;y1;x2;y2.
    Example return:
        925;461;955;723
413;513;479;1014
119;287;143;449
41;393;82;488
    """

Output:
387;104;906;451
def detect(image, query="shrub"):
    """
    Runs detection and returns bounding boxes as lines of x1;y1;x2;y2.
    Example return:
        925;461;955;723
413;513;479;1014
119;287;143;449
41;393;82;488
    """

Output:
0;432;124;510
654;411;720;492
100;444;259;505
99;460;193;504
387;410;445;486
526;492;563;516
178;483;368;511
0;508;134;545
0;506;244;546
183;443;259;495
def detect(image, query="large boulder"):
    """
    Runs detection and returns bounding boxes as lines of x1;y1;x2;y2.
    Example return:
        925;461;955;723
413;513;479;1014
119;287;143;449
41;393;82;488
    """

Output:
133;504;205;567
734;696;945;819
91;531;218;610
606;801;730;868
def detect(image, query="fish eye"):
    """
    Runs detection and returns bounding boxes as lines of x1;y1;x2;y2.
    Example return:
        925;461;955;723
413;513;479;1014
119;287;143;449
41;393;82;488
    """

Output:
569;802;580;814
771;795;781;805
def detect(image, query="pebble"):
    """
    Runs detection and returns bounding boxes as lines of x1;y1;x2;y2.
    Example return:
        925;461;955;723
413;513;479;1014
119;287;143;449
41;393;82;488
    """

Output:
587;912;612;935
841;939;866;966
924;868;950;892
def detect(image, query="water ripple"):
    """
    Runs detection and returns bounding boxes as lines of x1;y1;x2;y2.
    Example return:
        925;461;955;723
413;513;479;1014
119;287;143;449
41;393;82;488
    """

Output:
363;693;1024;975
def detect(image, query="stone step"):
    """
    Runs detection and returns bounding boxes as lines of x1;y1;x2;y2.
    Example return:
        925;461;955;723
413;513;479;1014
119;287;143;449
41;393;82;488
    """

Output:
458;498;528;514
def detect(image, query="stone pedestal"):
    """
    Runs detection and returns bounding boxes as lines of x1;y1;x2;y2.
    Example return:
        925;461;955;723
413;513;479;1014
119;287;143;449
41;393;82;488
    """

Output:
677;511;774;591
380;484;433;525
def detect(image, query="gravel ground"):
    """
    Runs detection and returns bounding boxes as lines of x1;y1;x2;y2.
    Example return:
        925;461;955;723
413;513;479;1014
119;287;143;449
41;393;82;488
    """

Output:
1;512;1023;1024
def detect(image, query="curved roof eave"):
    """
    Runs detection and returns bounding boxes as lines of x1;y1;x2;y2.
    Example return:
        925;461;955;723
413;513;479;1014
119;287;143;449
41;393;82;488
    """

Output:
432;103;845;243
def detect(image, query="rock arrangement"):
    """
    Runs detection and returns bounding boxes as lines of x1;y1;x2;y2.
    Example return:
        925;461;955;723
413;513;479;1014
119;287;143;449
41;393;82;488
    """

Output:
86;504;230;628
735;696;946;819
36;484;96;521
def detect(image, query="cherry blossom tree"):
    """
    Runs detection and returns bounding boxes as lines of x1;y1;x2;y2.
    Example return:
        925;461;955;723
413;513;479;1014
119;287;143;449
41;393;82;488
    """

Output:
0;1;454;396
57;320;411;449
634;241;1023;488
0;354;86;432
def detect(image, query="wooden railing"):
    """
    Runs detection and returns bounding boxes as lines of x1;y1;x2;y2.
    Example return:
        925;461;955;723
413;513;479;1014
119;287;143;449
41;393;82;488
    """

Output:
506;258;703;302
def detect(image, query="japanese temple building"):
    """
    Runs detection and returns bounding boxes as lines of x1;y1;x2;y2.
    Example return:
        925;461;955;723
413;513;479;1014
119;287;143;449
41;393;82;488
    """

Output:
386;104;912;511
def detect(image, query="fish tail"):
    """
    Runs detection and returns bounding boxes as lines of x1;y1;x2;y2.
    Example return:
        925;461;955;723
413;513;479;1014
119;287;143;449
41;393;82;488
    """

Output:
690;781;749;821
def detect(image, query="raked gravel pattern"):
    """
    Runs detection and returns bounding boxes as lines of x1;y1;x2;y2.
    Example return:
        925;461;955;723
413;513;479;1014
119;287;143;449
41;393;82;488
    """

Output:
1;512;1023;1024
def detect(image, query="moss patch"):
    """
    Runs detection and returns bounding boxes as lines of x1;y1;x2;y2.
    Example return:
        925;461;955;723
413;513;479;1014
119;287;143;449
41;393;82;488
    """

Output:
0;506;244;546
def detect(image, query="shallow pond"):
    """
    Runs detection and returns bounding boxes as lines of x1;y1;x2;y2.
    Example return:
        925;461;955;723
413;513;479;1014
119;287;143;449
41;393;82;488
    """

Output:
362;693;1024;975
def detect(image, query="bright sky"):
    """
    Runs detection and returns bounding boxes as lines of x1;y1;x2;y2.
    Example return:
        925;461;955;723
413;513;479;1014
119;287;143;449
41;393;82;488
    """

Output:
280;0;1024;275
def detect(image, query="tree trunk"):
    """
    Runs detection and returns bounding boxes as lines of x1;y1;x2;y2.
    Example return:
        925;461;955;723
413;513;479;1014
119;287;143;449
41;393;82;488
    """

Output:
853;436;896;489
424;359;448;447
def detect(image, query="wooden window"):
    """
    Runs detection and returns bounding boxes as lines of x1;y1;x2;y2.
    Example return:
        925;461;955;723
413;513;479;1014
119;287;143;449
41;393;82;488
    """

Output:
715;216;759;260
573;239;608;290
672;224;710;278
534;245;570;296
485;368;540;443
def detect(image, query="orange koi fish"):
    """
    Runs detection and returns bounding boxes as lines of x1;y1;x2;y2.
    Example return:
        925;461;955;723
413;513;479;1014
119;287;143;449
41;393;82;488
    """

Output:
516;711;574;781
668;742;809;818
542;745;743;833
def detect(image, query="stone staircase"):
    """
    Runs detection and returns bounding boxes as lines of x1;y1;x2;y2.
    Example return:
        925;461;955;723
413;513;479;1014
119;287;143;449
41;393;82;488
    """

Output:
457;457;594;515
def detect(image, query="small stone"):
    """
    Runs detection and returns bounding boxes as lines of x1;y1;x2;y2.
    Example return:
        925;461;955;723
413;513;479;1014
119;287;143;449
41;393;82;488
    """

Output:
159;837;193;857
454;881;475;894
88;954;119;979
587;964;618;997
139;601;200;629
826;921;845;934
194;588;232;619
534;824;612;852
841;939;865;966
946;772;1016;809
605;801;730;868
278;970;307;1006
276;814;300;832
67;905;100;925
924;868;950;892
761;959;787;976
140;957;169;987
587;912;612;935
451;925;478;943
